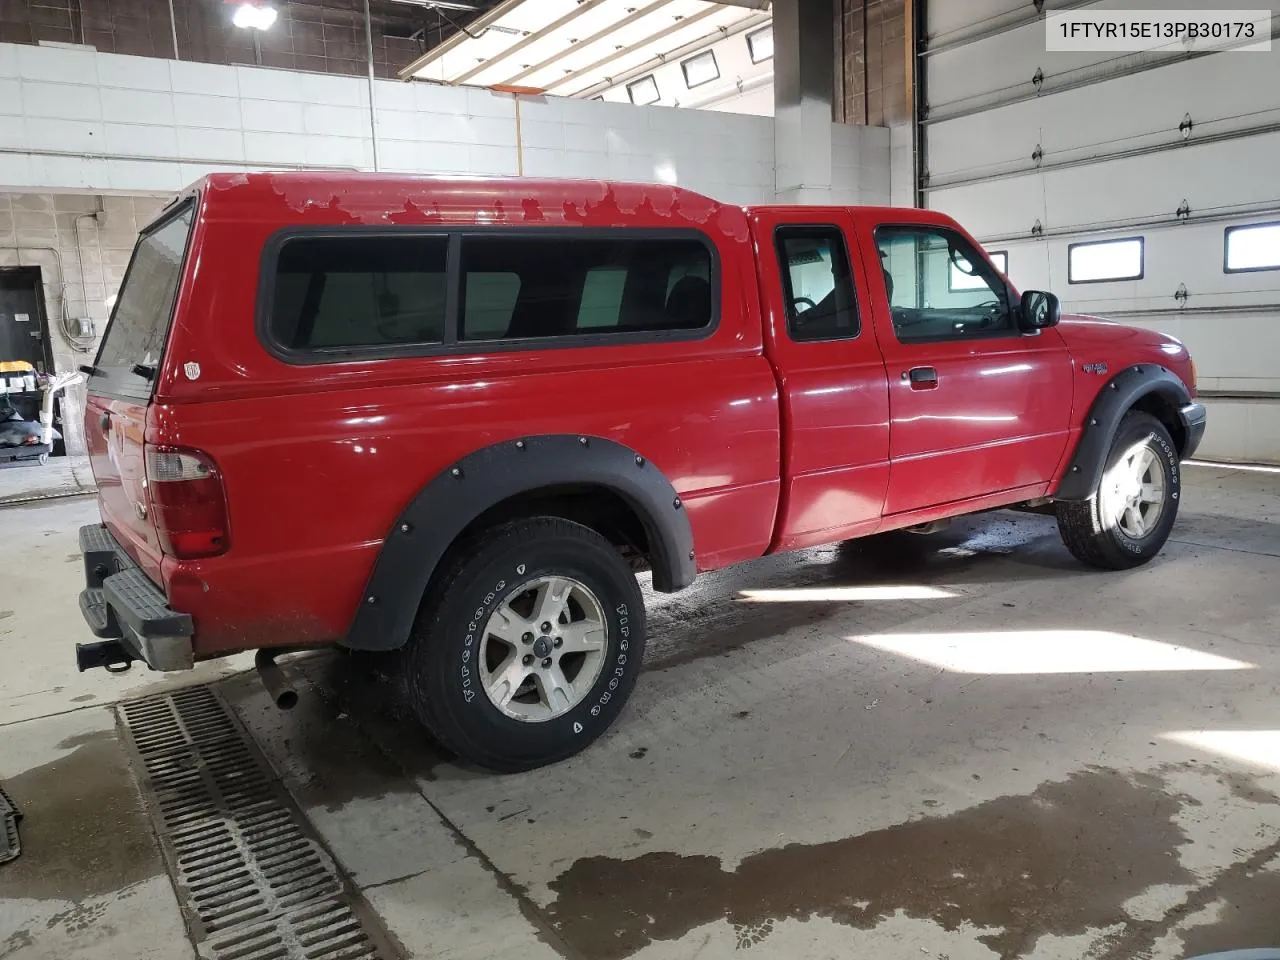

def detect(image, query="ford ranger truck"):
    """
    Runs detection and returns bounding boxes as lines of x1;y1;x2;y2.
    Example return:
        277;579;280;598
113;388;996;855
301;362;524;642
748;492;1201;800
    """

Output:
74;174;1206;771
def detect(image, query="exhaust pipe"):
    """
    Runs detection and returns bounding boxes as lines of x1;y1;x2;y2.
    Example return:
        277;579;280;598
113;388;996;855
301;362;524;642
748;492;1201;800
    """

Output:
255;649;299;710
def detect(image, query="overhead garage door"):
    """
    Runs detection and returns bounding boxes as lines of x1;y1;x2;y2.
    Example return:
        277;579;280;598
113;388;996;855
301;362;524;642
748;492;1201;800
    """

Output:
921;0;1280;462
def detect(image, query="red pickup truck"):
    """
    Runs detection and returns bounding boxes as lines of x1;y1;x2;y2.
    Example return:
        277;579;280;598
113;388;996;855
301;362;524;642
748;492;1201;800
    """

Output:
75;173;1204;771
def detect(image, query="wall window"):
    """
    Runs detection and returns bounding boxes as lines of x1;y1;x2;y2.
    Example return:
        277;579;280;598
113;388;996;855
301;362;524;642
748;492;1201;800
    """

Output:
876;225;1013;342
1068;237;1144;283
627;75;661;106
950;249;1007;291
775;226;859;342
681;50;719;89
747;27;773;63
1225;222;1280;273
269;235;448;351
459;235;713;341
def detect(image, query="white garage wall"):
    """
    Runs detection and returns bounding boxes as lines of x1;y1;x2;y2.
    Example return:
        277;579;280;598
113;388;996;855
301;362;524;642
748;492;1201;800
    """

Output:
922;1;1280;462
0;42;894;459
705;82;775;117
0;42;890;210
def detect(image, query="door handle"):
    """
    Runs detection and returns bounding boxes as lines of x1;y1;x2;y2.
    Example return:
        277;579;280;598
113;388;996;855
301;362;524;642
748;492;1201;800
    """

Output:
905;366;938;389
99;412;111;433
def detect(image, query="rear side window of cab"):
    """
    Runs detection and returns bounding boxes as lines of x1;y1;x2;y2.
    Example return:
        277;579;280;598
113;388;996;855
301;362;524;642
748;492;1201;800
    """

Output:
257;228;720;363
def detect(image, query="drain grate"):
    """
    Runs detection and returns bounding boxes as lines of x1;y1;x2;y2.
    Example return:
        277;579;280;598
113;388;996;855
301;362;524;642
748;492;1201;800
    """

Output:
0;784;21;865
120;686;390;960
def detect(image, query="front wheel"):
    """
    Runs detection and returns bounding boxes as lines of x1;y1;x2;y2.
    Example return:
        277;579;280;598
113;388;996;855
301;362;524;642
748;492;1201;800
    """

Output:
1055;411;1181;570
403;517;646;772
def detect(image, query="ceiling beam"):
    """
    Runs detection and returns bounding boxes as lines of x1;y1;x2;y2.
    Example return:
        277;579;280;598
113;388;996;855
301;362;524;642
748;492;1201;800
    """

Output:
569;10;769;98
452;0;613;85
396;0;523;79
539;3;721;93
498;0;679;88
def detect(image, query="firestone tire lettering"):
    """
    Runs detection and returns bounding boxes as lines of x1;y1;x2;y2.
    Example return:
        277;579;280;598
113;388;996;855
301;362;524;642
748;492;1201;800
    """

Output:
402;516;647;773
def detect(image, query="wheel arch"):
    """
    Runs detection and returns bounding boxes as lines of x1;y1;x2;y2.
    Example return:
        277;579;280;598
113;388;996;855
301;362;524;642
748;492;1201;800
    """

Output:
343;435;695;652
1054;364;1192;501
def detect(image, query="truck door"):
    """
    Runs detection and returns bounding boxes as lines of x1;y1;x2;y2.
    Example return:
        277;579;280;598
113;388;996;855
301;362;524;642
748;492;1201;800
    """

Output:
850;209;1074;516
749;208;890;552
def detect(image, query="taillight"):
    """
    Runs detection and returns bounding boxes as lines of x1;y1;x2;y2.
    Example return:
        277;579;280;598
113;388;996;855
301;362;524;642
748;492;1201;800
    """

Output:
145;445;230;559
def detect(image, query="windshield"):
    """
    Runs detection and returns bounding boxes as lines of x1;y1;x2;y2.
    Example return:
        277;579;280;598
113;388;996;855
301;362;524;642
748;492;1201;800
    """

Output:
90;201;194;401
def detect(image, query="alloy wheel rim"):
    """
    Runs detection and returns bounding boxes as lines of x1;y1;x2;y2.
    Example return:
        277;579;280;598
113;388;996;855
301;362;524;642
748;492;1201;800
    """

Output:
1107;443;1167;539
479;575;607;722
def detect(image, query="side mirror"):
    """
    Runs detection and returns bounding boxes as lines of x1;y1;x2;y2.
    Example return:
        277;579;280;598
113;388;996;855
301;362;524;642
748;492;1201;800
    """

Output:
1019;290;1061;331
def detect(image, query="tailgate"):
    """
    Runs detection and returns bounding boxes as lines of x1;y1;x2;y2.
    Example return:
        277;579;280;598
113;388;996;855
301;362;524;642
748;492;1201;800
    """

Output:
86;393;160;571
83;200;195;579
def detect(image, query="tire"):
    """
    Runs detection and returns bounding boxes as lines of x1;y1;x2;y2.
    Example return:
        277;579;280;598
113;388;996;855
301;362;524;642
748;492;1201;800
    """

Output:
1055;411;1181;570
403;516;646;773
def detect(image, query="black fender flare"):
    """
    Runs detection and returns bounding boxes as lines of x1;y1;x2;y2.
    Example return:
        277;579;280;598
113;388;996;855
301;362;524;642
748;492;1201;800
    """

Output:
343;434;696;651
1054;364;1192;500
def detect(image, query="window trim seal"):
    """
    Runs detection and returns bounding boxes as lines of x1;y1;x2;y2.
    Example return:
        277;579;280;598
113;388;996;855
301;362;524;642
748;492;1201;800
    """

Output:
87;195;199;404
1223;220;1280;274
874;222;1021;346
773;223;861;343
1067;235;1145;284
256;225;722;366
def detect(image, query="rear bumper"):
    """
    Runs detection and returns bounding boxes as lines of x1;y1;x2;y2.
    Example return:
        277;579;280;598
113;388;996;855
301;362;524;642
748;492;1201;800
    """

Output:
1180;401;1208;460
76;524;194;672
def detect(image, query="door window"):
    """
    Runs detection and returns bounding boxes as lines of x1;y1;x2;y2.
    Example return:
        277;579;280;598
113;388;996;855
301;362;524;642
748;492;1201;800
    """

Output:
875;225;1012;343
775;226;859;342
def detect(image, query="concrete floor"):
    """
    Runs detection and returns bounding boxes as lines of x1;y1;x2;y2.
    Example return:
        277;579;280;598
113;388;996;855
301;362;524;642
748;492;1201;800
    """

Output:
0;456;94;506
2;464;1280;960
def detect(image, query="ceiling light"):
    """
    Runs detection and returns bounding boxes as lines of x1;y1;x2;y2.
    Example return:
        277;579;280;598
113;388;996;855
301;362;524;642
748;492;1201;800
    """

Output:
383;0;478;8
232;3;277;29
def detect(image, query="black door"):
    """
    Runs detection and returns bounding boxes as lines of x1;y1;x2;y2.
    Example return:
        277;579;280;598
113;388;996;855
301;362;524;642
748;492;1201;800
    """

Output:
0;268;50;371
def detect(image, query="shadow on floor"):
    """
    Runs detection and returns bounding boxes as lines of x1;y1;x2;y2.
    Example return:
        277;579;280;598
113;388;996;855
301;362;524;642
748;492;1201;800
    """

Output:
292;512;1084;770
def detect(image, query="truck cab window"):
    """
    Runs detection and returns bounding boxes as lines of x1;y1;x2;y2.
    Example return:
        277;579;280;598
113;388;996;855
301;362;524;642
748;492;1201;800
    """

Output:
875;225;1012;343
775;226;859;342
271;235;449;351
459;235;714;341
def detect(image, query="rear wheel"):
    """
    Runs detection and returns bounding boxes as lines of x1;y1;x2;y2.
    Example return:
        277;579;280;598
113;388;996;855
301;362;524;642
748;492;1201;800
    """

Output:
403;517;645;772
1055;411;1180;570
